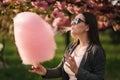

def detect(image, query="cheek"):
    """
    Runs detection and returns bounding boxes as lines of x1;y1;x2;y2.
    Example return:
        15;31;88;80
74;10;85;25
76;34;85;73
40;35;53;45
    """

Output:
71;23;86;35
71;26;81;35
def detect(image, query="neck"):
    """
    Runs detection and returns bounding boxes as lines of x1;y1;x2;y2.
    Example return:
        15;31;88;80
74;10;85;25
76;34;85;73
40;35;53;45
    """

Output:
77;33;89;47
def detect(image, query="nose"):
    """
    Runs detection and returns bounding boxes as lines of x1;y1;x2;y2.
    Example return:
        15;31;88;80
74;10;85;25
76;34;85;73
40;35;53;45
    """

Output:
71;23;76;27
71;21;76;25
71;25;74;28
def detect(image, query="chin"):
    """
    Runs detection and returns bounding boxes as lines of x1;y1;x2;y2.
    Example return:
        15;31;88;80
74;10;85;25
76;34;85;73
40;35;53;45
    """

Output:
71;31;77;38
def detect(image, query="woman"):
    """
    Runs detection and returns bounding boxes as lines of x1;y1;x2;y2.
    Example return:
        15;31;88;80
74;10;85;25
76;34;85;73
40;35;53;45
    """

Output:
29;12;106;80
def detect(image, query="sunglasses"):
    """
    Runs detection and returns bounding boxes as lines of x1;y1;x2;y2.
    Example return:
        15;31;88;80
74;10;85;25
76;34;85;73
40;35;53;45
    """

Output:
71;18;85;25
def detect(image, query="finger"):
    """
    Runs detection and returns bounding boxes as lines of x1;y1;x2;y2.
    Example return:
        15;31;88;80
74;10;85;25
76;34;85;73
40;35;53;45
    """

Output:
66;58;74;67
65;63;74;73
31;65;39;70
64;56;68;61
28;69;36;73
33;63;40;68
68;56;75;65
28;69;34;72
31;66;34;69
32;63;43;69
69;56;75;62
65;63;71;69
64;56;69;61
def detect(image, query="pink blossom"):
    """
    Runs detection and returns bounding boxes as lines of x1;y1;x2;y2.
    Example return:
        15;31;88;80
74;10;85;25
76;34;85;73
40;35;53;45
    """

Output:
67;4;75;14
45;15;52;24
56;1;66;10
67;0;76;3
16;0;22;4
46;0;53;3
52;17;62;27
52;16;71;28
32;1;49;10
106;13;116;19
52;8;65;18
74;5;83;14
39;1;49;10
13;9;19;13
23;0;31;2
63;16;71;27
97;15;111;30
31;1;40;7
3;0;11;3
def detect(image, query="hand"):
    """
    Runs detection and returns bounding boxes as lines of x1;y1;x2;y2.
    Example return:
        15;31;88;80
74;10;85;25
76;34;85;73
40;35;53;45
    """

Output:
28;63;47;76
64;55;78;74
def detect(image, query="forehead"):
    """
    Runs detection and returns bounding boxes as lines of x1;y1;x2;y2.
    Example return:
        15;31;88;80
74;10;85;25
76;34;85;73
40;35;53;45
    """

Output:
75;14;85;20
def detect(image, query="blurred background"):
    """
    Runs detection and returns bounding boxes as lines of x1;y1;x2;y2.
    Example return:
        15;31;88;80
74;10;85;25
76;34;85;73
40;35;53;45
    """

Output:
0;0;120;80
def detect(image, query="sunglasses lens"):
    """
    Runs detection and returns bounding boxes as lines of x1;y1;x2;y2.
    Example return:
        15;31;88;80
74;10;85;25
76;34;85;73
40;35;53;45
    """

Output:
71;18;81;25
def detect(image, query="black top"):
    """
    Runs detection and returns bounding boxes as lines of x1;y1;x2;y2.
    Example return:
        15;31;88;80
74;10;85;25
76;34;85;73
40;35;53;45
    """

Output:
42;42;106;80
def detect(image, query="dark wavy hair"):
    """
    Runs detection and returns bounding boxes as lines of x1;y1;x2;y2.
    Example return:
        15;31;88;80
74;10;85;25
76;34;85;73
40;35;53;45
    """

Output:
82;12;101;46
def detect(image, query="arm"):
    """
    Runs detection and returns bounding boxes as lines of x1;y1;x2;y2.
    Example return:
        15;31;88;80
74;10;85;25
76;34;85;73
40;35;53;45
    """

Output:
29;60;63;78
43;42;77;78
76;47;106;80
42;59;64;78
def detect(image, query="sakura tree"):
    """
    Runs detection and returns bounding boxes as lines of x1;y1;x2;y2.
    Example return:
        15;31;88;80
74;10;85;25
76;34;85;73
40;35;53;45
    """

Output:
0;0;120;41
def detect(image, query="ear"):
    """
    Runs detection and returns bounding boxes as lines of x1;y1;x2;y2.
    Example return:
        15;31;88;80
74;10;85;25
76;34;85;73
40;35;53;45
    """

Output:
85;25;89;31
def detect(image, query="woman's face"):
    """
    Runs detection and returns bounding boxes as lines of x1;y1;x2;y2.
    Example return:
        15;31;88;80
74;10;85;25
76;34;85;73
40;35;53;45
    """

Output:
71;14;89;37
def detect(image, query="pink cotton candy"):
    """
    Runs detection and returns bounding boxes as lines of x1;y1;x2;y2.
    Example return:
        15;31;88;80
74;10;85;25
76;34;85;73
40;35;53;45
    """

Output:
13;12;56;66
